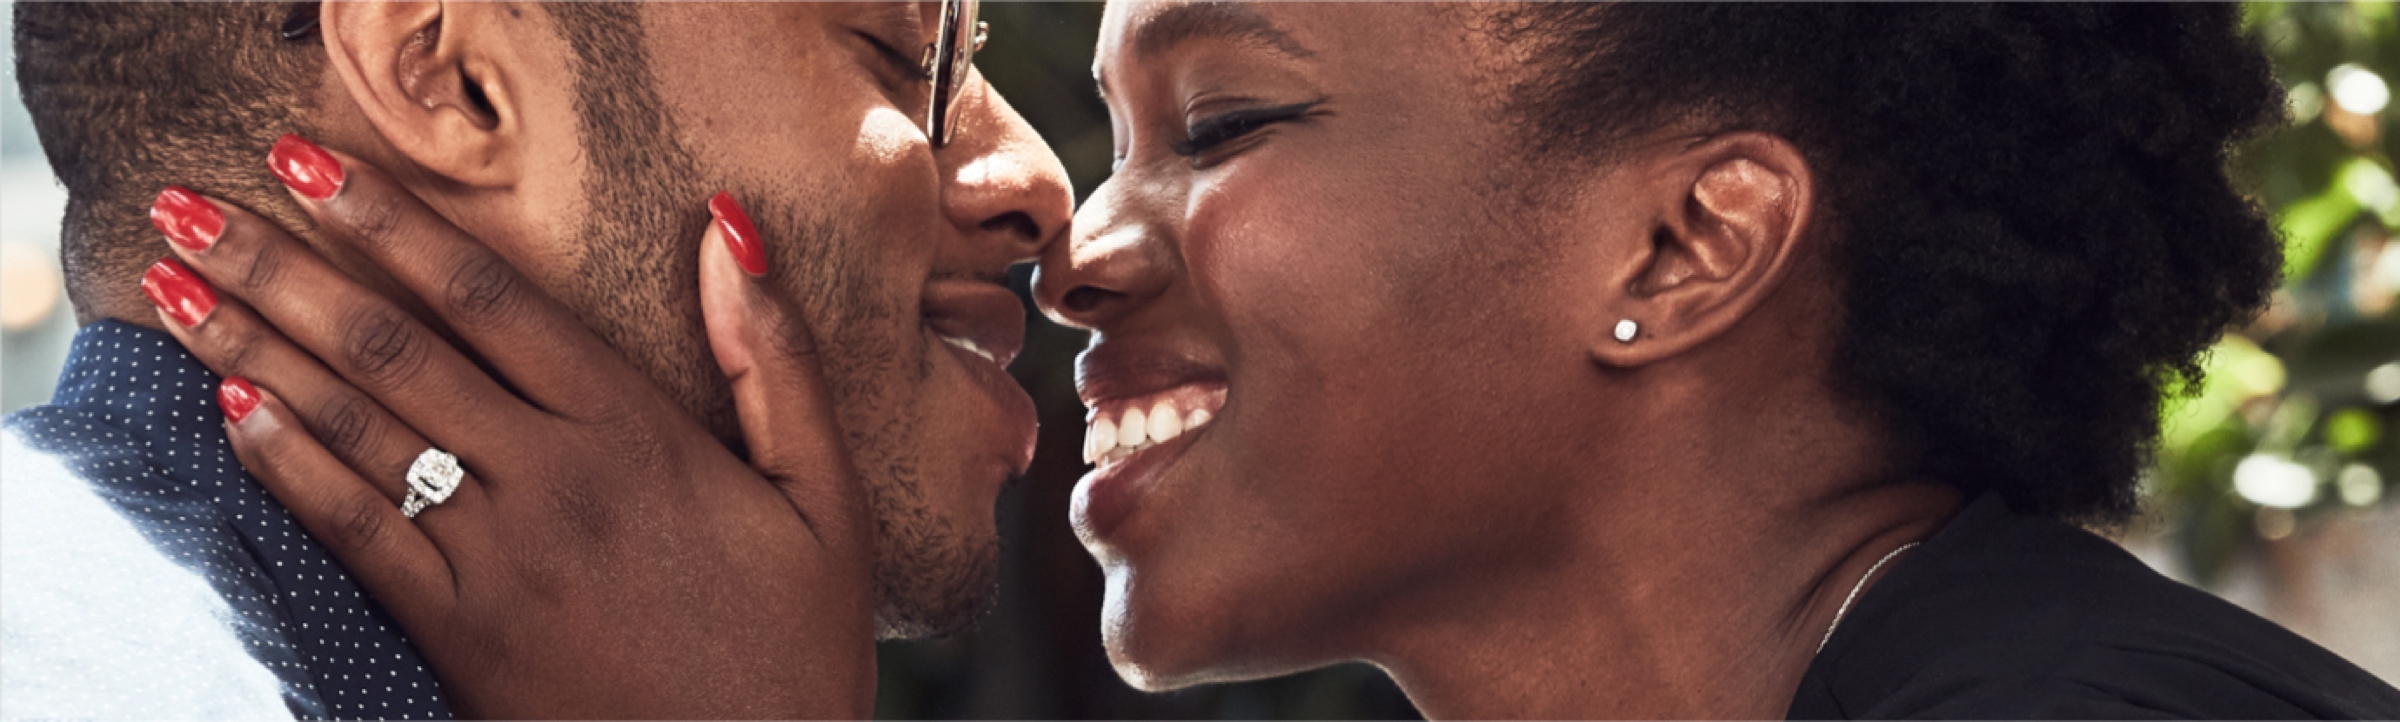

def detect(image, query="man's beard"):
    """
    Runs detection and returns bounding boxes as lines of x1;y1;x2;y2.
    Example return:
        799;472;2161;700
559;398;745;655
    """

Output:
558;6;999;641
567;164;1003;641
741;195;1004;641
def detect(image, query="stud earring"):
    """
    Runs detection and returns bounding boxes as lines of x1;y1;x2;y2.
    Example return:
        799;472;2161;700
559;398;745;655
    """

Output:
1613;319;1639;344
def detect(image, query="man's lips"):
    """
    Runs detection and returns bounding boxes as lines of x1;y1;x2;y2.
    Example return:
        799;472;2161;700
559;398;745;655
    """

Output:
922;279;1027;368
921;278;1039;472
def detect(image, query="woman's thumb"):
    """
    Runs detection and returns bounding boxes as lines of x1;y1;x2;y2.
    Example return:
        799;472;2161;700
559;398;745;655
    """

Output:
698;191;869;550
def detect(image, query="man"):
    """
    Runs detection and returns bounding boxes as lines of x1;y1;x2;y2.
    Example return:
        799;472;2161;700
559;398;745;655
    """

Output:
3;2;1069;717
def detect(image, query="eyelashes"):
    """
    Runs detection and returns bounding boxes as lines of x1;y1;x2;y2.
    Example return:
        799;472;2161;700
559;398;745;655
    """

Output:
1169;100;1324;161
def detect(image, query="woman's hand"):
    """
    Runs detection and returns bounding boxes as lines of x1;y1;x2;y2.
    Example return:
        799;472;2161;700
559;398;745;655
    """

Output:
143;135;873;718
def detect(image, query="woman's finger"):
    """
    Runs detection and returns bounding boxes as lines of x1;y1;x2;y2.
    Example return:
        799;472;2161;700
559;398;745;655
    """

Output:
150;186;544;472
217;378;458;628
262;135;661;419
699;192;871;556
145;259;482;527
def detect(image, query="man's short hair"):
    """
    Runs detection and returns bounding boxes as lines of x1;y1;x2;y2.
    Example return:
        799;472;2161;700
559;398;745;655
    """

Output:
14;2;324;318
14;3;644;322
1497;4;2286;526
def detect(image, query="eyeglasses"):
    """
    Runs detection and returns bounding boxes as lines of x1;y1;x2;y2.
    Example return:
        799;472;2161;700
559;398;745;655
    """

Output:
921;0;988;148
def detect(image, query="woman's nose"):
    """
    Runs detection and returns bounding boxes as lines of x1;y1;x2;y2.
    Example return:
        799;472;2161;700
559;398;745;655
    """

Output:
1034;178;1175;331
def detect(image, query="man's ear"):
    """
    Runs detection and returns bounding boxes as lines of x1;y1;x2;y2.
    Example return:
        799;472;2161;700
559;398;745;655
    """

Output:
1591;133;1815;367
318;1;516;188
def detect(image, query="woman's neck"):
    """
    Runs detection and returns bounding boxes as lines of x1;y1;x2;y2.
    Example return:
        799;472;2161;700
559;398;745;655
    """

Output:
1369;436;1964;719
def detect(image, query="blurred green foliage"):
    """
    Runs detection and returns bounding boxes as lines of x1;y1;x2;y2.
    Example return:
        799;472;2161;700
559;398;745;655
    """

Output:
2154;1;2399;580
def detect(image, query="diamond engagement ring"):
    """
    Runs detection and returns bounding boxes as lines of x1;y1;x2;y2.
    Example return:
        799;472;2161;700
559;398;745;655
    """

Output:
400;448;464;519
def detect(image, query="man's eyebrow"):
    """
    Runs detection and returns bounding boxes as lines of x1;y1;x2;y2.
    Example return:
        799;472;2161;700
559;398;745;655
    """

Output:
1132;2;1315;61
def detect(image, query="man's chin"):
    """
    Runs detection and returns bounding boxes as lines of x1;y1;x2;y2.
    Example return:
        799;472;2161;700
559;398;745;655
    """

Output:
871;533;1003;641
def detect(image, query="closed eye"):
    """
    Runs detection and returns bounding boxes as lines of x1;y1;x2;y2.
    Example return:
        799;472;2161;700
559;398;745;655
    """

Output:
1170;100;1323;159
858;31;929;82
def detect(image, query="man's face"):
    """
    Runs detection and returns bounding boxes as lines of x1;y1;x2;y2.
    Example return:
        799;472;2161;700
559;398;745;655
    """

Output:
479;3;1071;639
1037;1;1632;687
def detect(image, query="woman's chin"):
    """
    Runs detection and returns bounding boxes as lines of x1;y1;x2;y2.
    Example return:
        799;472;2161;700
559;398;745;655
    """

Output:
1097;566;1335;692
1096;566;1227;691
1103;633;1320;694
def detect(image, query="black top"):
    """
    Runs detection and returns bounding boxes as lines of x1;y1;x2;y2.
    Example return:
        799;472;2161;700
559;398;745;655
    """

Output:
1788;491;2400;719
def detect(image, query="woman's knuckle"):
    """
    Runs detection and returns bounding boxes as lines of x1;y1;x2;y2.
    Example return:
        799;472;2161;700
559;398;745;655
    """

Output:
238;237;288;291
208;323;263;377
345;193;408;248
340;310;424;384
312;394;381;463
443;253;520;327
333;493;391;553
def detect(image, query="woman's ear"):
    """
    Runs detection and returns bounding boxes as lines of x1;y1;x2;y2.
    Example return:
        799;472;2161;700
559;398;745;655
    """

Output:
318;1;517;188
1589;132;1816;368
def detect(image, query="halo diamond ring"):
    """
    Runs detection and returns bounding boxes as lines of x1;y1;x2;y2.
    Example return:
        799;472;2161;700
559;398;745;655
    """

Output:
400;448;463;519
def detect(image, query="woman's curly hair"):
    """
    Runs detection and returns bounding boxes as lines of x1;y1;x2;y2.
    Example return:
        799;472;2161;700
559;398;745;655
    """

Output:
1501;4;2287;525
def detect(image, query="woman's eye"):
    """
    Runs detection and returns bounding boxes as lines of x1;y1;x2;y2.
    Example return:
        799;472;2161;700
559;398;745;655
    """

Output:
1170;100;1322;166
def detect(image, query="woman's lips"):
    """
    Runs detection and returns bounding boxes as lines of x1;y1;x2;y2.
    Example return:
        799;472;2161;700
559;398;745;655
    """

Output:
1082;382;1227;465
1072;344;1229;544
1072;414;1204;547
1073;381;1225;544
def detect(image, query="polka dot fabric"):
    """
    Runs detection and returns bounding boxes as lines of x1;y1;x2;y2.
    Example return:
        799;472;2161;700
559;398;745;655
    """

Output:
5;321;452;720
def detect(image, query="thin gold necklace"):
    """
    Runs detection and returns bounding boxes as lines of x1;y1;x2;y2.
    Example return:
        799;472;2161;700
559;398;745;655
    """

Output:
1817;542;1921;654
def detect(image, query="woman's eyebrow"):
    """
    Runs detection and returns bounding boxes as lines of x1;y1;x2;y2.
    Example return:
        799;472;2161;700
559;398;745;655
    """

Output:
1132;3;1316;61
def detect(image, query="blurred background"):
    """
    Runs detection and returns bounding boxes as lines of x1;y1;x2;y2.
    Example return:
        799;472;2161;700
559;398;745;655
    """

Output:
2;2;2394;718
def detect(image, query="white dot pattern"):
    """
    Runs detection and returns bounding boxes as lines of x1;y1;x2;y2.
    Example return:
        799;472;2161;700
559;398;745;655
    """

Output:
5;322;452;720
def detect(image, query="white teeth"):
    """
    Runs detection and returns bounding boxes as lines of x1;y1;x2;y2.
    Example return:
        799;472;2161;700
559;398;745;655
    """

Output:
1085;417;1118;465
1119;406;1150;448
1147;400;1182;443
1081;392;1223;466
940;335;996;363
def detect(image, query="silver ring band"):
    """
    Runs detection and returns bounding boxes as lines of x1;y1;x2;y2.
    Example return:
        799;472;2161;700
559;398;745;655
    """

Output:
401;448;463;519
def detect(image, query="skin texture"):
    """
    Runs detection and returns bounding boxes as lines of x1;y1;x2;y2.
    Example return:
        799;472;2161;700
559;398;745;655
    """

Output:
155;156;879;717
1034;2;1961;717
111;1;1071;640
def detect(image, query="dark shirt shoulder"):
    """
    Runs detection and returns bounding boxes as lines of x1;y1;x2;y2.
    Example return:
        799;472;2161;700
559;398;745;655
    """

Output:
1790;492;2400;720
6;321;451;720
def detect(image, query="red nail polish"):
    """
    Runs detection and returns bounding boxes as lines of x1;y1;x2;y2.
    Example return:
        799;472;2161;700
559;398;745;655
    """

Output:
708;191;768;276
267;134;345;201
141;258;218;328
151;186;225;252
219;377;262;424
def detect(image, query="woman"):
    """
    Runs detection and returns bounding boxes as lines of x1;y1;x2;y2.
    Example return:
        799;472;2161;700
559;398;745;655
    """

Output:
152;2;2400;718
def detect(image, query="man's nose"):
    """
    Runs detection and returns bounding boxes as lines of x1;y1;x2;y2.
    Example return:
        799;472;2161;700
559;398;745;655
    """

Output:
1032;175;1174;332
940;80;1073;266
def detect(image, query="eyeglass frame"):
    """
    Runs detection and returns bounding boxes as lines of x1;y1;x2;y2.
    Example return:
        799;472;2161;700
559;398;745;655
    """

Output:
922;0;989;149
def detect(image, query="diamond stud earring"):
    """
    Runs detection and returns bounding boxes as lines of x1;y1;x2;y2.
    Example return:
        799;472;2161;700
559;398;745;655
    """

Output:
1614;319;1639;343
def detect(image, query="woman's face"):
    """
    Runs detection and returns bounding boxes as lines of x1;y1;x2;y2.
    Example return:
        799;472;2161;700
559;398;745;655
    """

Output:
1035;1;1648;688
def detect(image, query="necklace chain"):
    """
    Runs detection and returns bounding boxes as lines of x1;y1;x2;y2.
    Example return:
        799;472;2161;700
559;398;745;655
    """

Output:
1817;541;1921;654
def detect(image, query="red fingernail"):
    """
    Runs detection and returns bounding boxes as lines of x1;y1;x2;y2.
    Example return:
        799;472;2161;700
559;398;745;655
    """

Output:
219;377;262;424
151;186;225;252
141;257;218;328
708;191;768;276
268;134;345;201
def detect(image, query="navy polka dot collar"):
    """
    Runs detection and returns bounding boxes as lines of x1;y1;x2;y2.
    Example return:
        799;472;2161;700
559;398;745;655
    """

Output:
9;321;452;720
